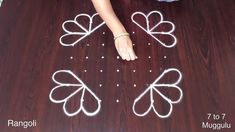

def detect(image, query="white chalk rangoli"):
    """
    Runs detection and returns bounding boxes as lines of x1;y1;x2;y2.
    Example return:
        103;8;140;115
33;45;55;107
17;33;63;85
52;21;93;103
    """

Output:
49;70;101;117
51;11;183;118
131;11;177;48
132;68;183;118
59;13;105;46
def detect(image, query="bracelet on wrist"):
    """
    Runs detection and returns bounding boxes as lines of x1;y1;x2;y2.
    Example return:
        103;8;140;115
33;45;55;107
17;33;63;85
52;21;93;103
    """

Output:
114;33;130;41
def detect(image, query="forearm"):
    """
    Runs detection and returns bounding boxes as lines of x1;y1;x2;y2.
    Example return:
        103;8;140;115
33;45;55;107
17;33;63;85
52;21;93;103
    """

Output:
91;0;127;36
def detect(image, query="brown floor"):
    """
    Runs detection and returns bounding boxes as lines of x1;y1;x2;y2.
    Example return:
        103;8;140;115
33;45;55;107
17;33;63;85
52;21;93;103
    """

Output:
0;0;235;132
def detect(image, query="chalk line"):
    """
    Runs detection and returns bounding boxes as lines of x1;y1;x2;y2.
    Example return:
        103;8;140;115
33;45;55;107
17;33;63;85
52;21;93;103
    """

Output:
132;68;183;118
131;11;177;48
60;13;105;46
49;70;101;117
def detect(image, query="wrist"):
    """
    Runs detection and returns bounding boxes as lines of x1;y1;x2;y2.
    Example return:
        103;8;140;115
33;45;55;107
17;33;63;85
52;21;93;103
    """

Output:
114;33;130;41
112;27;127;36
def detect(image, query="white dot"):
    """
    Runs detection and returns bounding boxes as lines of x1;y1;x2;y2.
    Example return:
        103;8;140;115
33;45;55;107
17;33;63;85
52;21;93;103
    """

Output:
164;56;167;59
132;31;135;34
103;32;105;35
84;70;87;72
117;56;120;59
134;84;137;87
102;43;105;46
149;70;152;73
148;43;151;45
100;70;103;72
133;43;135;46
116;99;119;103
148;56;151;59
85;56;89;59
117;69;120;72
99;84;102;87
101;56;105;59
70;56;73;59
86;44;90;46
116;84;120;87
133;70;136;73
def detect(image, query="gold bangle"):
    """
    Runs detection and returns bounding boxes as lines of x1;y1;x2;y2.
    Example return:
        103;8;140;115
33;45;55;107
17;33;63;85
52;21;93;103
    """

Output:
114;33;130;41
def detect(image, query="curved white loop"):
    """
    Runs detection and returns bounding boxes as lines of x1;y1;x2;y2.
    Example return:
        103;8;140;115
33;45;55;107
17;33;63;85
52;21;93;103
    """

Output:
153;85;183;104
132;68;183;118
151;68;182;85
152;101;173;118
150;21;175;34
59;33;89;47
49;85;83;103
132;86;153;117
59;13;105;46
131;11;177;48
62;20;88;34
49;70;101;117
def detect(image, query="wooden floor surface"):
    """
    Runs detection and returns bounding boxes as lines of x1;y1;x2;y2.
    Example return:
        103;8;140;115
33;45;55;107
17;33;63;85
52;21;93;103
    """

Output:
0;0;234;132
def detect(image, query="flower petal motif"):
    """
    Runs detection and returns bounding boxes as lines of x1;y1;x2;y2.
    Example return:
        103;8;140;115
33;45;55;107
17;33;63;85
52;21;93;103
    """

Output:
132;68;183;118
59;13;105;46
49;70;101;117
131;11;177;48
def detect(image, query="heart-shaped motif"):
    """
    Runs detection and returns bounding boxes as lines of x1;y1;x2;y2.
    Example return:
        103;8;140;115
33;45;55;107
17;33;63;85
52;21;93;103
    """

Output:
59;13;105;46
49;70;101;117
131;11;177;48
53;12;182;118
132;68;183;118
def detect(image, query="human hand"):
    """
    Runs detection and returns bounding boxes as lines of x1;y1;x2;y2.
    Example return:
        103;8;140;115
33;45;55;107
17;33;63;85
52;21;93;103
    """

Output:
91;0;137;61
114;35;137;61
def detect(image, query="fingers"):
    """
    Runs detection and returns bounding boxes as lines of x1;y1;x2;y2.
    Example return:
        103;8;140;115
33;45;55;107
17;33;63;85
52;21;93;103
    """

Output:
114;36;137;61
128;47;137;61
117;45;137;61
123;52;131;61
118;48;130;61
120;48;137;61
